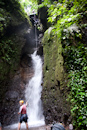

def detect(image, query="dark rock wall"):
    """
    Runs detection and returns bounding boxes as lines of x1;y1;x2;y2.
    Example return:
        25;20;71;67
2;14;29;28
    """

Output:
40;3;87;129
0;0;35;126
1;52;34;126
0;24;35;126
38;6;49;32
0;2;44;125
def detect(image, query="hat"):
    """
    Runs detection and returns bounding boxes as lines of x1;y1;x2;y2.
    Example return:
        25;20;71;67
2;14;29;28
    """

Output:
19;100;24;104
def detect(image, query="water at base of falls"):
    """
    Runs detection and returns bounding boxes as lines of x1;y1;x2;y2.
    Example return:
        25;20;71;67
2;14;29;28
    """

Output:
4;120;45;130
4;51;45;129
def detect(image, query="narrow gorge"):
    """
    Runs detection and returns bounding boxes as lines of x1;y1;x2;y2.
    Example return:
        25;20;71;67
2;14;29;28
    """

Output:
0;0;87;130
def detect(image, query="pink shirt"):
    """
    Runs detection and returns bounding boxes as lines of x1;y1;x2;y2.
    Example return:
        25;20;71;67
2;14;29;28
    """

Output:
19;104;27;114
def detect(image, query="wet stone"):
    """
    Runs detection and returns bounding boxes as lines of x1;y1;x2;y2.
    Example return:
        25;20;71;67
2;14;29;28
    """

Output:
5;91;19;100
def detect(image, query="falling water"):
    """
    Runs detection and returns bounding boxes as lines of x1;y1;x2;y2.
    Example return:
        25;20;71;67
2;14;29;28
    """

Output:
25;51;45;127
4;51;45;130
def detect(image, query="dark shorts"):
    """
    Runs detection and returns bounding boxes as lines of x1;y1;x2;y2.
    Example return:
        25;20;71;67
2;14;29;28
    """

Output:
20;114;28;123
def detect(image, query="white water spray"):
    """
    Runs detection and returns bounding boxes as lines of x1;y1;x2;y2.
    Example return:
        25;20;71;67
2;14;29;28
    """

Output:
25;51;45;127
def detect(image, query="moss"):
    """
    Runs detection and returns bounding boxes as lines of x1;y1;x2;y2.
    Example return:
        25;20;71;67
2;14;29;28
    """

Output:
0;30;27;104
43;28;66;89
0;35;22;80
41;0;87;128
0;0;31;80
42;27;70;124
55;38;65;90
0;0;31;37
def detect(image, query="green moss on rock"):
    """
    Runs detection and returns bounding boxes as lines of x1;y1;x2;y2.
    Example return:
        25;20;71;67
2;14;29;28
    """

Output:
0;0;31;37
0;0;31;103
42;27;70;124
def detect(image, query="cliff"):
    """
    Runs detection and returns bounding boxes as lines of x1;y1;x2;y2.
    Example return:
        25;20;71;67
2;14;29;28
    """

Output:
40;1;87;129
0;0;32;125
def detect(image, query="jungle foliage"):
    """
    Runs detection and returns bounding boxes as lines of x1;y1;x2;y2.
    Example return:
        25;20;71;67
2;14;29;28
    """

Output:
0;0;30;37
40;0;87;129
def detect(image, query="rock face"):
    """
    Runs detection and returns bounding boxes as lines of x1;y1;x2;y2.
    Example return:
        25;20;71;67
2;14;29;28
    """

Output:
38;6;49;32
38;9;70;125
0;21;44;126
0;2;44;125
0;0;37;126
1;54;34;126
42;29;70;124
38;1;87;129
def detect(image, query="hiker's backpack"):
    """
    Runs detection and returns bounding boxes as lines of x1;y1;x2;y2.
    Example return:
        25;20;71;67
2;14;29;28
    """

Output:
51;123;65;130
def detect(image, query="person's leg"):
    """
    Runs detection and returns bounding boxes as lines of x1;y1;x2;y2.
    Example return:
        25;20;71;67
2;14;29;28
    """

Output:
24;114;28;130
0;127;2;130
17;123;21;130
0;122;2;130
25;122;29;130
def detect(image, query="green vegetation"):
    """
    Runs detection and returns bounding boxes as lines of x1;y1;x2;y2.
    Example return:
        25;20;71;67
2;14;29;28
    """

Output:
0;0;31;102
0;0;30;37
0;0;31;80
0;36;22;80
63;43;87;129
0;0;30;78
0;0;87;128
41;0;87;129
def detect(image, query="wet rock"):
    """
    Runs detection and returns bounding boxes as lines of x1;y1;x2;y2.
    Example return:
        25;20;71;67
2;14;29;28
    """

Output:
37;45;43;56
42;28;71;125
5;91;19;101
38;6;48;31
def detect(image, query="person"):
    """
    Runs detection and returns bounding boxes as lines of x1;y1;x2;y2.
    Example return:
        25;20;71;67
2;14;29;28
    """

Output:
51;123;65;130
17;100;29;130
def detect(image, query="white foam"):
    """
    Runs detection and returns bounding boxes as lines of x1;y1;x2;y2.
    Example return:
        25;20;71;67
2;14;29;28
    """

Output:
4;120;45;129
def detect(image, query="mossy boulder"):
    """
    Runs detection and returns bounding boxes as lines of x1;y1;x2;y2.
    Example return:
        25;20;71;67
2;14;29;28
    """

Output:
42;27;70;124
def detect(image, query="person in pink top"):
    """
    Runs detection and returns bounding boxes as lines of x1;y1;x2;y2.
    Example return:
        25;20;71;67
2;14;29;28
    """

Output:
17;100;29;130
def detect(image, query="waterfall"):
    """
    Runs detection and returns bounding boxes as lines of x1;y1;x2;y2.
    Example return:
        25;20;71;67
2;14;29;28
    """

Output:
4;51;45;130
25;51;45;127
